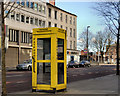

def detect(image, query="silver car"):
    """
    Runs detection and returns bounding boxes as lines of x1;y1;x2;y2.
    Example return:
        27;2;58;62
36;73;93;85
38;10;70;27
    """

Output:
16;59;32;71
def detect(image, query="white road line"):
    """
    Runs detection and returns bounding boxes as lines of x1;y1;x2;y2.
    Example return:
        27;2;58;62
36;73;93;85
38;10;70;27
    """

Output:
6;74;24;78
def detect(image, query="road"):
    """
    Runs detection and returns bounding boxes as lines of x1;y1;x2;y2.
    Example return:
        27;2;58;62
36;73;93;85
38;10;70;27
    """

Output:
6;65;116;93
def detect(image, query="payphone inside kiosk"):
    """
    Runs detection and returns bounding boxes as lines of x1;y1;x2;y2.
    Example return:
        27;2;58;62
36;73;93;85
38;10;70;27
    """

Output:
32;27;67;92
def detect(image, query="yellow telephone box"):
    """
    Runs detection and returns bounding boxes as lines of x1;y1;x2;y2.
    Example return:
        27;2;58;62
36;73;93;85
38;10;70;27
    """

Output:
32;27;67;92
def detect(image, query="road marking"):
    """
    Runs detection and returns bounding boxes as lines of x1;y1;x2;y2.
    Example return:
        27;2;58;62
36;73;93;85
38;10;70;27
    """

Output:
6;82;11;84
88;72;92;74
6;74;23;78
16;81;25;84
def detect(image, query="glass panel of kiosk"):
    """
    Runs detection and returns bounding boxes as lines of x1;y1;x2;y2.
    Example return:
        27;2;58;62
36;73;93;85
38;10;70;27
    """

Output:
37;38;51;84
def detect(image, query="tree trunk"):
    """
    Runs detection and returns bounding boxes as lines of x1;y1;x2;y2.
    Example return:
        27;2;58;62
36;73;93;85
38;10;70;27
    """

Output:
1;2;7;95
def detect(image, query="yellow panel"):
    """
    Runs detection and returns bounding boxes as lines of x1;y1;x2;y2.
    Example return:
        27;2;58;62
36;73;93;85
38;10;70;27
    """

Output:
51;33;57;88
37;60;51;63
56;84;67;90
32;27;67;91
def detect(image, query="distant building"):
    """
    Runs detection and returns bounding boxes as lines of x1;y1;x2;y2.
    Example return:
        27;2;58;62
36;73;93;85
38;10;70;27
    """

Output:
106;44;120;64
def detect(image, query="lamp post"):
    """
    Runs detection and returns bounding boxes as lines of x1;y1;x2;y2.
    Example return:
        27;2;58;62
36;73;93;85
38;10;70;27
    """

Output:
86;26;90;61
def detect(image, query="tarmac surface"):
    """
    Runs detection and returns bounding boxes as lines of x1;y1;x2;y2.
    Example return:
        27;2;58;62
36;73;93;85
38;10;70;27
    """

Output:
7;74;119;96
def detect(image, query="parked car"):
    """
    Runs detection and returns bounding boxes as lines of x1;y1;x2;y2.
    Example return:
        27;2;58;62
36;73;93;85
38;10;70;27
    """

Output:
79;60;91;67
16;59;32;71
68;61;79;68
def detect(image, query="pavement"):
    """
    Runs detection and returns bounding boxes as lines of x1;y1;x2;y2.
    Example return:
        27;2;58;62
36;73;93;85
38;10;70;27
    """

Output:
7;74;119;96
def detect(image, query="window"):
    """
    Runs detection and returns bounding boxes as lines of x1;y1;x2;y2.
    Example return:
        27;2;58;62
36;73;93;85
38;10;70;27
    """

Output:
35;18;38;25
66;15;67;23
11;12;15;20
34;3;38;11
26;0;29;8
21;0;25;7
39;20;42;26
74;41;75;49
16;13;20;21
42;6;45;14
30;17;34;24
61;25;62;28
48;8;51;18
17;0;20;4
70;41;72;49
60;13;62;21
21;15;25;22
42;21;45;27
66;27;68;34
70;16;72;24
55;10;57;19
26;16;29;23
9;29;19;42
38;5;42;12
30;2;34;9
70;28;72;37
48;22;51;27
21;31;30;43
55;23;57;27
73;29;75;38
73;18;75;25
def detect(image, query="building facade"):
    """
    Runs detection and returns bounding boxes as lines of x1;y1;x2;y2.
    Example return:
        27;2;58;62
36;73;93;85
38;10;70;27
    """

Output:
5;0;79;68
5;0;47;68
46;3;79;64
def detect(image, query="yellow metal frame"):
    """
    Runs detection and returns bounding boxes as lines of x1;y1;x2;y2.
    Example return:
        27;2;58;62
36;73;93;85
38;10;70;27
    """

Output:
32;27;67;91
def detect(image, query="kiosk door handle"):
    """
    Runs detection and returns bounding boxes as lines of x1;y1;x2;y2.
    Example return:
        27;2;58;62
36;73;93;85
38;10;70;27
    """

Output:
32;56;35;73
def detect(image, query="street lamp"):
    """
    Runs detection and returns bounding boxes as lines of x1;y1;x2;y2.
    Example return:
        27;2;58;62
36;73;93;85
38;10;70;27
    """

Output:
86;26;90;61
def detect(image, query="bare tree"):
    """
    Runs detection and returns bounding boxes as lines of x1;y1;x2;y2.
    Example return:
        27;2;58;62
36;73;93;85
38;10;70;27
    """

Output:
92;28;115;62
93;1;120;75
78;28;94;51
1;1;23;95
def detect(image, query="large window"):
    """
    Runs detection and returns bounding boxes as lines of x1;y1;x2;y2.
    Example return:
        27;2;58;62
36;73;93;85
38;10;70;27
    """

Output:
16;13;20;21
55;23;57;27
73;18;75;25
26;0;29;8
73;29;75;38
30;2;34;9
9;29;19;42
42;6;45;14
21;31;30;43
34;3;38;11
70;28;72;37
38;5;42;12
21;14;25;22
30;17;34;24
66;15;67;23
21;0;25;7
70;41;72;49
35;18;38;25
55;10;57;19
11;12;15;20
48;8;51;18
74;41;75;49
42;21;45;27
70;16;72;24
48;22;51;27
39;20;42;27
60;13;62;21
26;16;29;23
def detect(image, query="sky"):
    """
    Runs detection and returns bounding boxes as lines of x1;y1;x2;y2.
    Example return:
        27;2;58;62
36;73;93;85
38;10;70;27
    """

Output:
46;1;107;40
